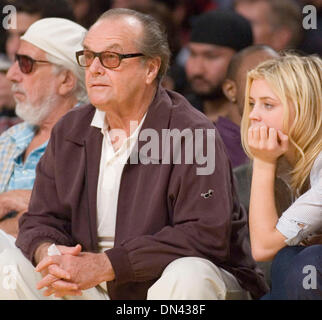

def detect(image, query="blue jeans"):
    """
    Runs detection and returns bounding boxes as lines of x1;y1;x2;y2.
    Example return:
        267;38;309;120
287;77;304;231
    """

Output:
261;245;322;300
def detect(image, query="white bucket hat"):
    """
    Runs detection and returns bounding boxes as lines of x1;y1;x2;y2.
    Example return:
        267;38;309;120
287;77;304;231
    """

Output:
21;17;87;86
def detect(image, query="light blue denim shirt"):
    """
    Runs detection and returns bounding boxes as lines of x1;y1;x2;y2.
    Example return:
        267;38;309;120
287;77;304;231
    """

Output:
6;124;48;191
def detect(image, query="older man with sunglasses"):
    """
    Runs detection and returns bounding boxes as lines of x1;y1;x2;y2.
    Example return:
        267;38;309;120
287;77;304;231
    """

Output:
0;9;268;300
0;18;87;237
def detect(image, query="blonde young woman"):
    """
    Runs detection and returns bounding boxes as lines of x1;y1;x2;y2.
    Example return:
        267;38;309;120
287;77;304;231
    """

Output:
241;53;322;299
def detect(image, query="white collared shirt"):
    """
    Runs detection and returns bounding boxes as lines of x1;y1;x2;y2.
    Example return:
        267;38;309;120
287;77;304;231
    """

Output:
91;109;146;252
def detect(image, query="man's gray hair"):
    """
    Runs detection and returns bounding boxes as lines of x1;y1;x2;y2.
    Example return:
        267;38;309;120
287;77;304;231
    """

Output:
96;8;171;81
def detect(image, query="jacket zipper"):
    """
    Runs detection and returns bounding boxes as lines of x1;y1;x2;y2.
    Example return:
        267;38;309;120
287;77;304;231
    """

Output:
84;140;97;252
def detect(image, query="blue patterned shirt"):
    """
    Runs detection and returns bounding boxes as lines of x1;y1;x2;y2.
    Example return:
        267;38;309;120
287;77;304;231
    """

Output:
0;122;48;192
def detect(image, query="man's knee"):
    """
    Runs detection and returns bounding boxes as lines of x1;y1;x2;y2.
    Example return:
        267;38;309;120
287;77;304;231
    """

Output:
0;248;23;271
0;247;44;299
0;230;17;253
148;257;229;300
286;245;322;279
0;248;23;297
162;257;219;281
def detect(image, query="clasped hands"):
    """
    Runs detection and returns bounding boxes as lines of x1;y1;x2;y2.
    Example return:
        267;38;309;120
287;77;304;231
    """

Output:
35;244;114;298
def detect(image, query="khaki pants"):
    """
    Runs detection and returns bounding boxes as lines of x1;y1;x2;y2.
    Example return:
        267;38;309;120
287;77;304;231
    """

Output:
0;230;250;300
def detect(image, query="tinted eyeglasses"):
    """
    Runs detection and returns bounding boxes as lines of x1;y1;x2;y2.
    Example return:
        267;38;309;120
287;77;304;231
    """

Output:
76;50;144;69
15;54;51;74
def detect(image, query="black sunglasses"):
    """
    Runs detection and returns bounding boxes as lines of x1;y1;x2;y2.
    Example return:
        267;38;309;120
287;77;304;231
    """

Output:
15;54;51;74
76;50;144;69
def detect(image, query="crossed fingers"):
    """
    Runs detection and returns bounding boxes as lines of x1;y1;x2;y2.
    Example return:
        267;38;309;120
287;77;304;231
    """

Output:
36;255;82;297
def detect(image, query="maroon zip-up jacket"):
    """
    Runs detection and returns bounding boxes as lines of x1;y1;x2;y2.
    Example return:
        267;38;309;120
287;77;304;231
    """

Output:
16;86;268;299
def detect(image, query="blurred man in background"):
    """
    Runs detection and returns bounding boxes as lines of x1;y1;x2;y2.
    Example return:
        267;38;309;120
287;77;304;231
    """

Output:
6;0;75;61
184;10;253;167
0;54;19;134
234;0;303;52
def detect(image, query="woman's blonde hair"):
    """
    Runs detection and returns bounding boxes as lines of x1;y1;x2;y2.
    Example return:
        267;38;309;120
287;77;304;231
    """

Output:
241;53;322;195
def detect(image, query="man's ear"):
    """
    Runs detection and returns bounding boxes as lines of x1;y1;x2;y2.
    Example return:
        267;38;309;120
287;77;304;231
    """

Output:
222;79;237;103
145;57;161;85
58;70;77;96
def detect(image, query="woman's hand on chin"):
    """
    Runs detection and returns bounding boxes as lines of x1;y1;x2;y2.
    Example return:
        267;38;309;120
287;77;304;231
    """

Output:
248;125;289;164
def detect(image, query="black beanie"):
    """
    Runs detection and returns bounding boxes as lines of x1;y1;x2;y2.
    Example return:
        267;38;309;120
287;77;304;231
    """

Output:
190;10;253;51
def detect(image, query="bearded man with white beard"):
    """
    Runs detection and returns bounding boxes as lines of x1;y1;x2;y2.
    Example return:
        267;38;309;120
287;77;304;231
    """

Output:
0;18;88;237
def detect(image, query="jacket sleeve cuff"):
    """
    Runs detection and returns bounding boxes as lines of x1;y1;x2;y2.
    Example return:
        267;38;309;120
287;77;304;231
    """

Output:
16;233;75;266
105;247;135;284
16;236;55;266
